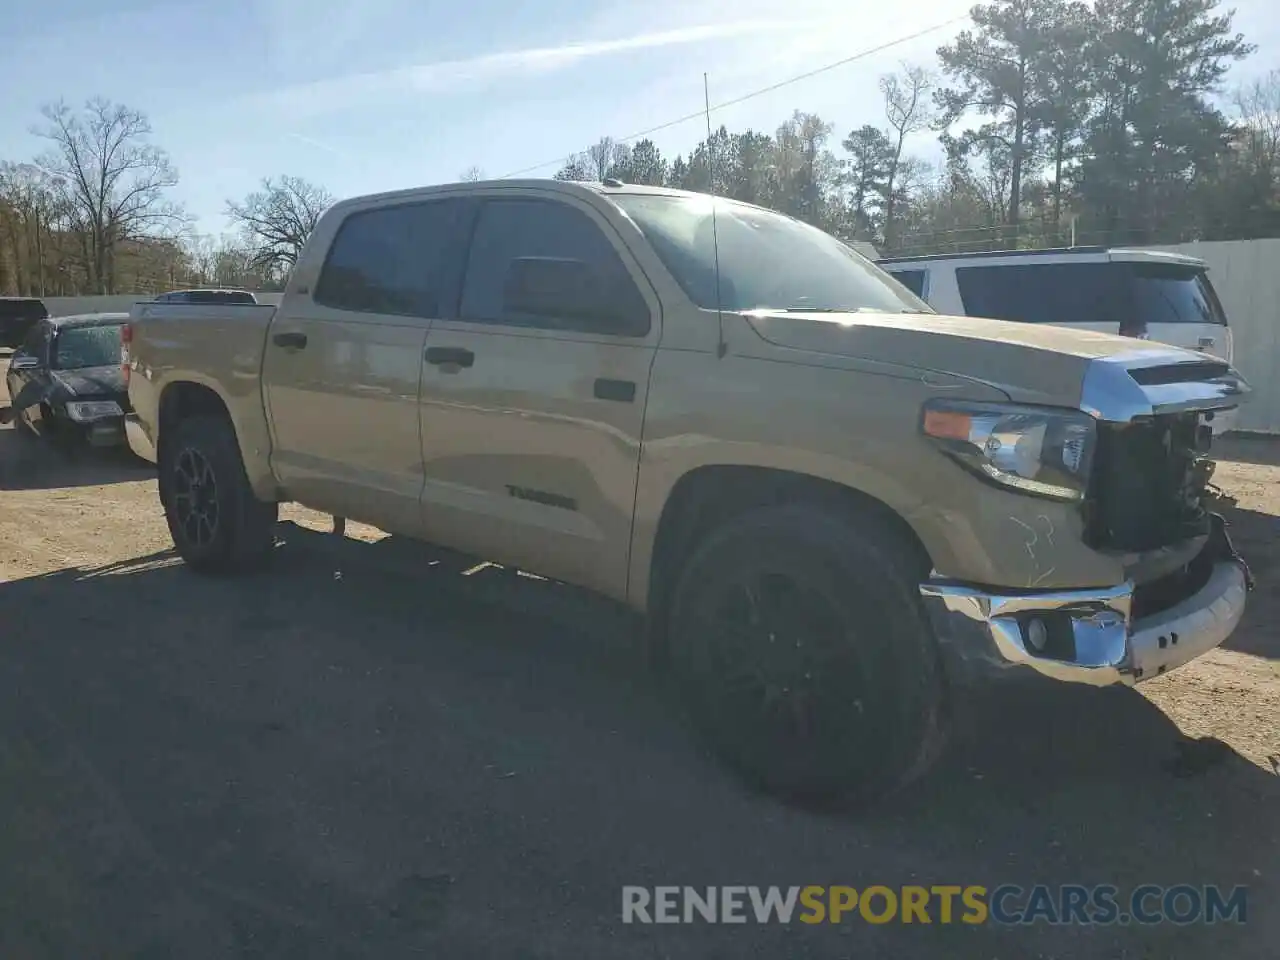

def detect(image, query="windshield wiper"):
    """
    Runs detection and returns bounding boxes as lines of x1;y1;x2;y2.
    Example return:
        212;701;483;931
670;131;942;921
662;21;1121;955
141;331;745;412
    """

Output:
746;306;859;314
745;306;934;315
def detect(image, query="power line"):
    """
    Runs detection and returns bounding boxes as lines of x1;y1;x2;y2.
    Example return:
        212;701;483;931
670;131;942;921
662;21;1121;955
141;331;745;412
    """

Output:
498;17;967;180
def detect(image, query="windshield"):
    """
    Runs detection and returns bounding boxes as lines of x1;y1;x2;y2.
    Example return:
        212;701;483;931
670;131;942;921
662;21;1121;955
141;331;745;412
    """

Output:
53;324;124;370
612;194;931;315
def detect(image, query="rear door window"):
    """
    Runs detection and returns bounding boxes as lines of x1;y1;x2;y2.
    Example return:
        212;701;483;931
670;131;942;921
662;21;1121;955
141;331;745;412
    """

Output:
955;261;1225;331
955;263;1125;325
315;198;468;319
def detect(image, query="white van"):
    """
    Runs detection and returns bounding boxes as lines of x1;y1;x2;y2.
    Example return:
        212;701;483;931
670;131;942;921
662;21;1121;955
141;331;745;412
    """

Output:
877;247;1237;432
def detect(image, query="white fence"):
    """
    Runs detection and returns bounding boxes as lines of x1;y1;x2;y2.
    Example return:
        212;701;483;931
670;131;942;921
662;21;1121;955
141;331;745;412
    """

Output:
39;240;1280;434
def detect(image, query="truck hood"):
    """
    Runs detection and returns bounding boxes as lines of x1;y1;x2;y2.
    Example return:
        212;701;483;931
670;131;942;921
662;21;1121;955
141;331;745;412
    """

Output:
51;365;126;400
741;309;1241;411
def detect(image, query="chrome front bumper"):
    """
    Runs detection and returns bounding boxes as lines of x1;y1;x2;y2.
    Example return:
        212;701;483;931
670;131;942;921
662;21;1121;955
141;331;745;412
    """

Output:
124;414;156;463
920;519;1251;688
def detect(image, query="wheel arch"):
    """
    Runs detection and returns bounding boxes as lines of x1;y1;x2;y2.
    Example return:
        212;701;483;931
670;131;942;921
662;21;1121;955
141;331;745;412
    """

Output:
155;377;279;501
637;463;934;622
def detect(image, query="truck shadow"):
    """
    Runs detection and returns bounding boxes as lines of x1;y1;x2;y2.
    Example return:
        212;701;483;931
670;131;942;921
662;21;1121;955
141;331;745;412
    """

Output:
0;418;153;490
1220;503;1279;659
0;525;1274;958
1215;434;1280;468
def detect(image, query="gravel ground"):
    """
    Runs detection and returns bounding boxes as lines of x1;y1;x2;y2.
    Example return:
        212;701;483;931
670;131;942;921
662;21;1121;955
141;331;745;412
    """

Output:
1;374;1276;959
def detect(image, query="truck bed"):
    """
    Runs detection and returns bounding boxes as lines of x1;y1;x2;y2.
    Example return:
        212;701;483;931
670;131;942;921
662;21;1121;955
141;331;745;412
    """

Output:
125;301;279;488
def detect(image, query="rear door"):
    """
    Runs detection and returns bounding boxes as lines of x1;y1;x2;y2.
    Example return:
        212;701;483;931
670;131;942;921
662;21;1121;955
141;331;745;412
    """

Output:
263;195;470;533
416;189;660;600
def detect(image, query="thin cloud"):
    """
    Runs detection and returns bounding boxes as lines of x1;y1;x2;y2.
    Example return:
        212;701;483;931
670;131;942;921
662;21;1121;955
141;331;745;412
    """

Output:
247;19;809;117
283;132;352;160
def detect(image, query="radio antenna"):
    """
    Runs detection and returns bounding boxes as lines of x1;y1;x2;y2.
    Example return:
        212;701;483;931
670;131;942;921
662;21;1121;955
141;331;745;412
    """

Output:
704;72;727;359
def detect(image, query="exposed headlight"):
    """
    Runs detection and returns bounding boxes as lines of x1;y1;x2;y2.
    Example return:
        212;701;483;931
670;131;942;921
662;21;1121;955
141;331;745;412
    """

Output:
64;400;123;422
921;400;1095;501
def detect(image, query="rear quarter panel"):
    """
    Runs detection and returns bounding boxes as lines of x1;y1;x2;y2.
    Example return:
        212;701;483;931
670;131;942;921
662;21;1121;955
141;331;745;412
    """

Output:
127;302;279;499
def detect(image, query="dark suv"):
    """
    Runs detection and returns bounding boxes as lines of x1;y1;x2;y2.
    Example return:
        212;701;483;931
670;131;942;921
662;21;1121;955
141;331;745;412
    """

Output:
0;297;50;348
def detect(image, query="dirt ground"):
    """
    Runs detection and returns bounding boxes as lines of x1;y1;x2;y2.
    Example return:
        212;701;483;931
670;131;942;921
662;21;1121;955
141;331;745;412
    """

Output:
0;368;1277;959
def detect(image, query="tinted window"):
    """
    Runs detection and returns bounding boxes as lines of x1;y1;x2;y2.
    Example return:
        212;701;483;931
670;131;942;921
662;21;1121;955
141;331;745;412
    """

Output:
612;194;929;315
0;299;48;320
955;261;1227;329
160;290;257;305
459;198;650;336
53;324;123;369
1130;263;1226;325
19;323;47;359
889;269;927;298
315;199;464;318
956;263;1118;325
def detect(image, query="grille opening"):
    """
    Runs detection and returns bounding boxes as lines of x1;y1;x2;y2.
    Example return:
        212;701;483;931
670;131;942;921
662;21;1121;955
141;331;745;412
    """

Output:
1085;413;1212;552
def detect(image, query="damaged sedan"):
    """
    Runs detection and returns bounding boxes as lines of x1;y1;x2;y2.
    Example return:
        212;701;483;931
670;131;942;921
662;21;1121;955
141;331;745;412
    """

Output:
5;312;131;449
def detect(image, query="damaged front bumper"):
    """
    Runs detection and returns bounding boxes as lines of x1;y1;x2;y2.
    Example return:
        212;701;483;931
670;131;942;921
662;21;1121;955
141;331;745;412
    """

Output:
920;515;1252;688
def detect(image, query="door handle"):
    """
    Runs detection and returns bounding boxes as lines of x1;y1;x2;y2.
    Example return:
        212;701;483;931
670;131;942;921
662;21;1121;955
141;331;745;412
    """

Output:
1197;336;1216;349
272;331;308;349
425;346;475;368
594;378;636;402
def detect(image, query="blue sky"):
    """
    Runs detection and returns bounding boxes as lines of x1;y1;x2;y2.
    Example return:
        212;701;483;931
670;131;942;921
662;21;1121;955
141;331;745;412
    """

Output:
5;0;1279;235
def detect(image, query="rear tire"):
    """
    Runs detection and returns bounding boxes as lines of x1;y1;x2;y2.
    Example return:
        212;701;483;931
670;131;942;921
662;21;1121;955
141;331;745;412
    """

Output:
159;415;277;575
668;503;946;805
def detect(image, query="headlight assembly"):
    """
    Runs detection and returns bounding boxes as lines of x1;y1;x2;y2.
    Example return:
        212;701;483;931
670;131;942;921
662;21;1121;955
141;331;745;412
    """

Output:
921;400;1096;501
64;400;123;422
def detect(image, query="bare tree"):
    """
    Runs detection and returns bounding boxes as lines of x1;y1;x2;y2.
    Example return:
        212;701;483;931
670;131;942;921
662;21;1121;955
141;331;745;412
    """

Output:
459;165;485;182
181;233;221;286
1234;69;1280;181
586;137;630;181
553;153;593;181
226;175;334;277
35;98;185;293
0;162;70;295
879;64;935;248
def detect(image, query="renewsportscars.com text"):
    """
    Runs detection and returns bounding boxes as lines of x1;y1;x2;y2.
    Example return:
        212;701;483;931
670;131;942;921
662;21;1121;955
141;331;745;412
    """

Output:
621;884;1248;926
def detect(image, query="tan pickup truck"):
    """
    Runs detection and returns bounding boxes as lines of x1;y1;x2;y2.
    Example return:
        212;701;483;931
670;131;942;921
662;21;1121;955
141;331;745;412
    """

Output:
123;180;1253;802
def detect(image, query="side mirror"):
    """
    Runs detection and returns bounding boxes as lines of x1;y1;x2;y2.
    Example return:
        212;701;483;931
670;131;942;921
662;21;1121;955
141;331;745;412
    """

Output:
502;257;648;336
10;354;39;370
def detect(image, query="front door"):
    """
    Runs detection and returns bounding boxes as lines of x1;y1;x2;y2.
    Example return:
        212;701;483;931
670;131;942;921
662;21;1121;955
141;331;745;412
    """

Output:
263;196;469;533
6;322;51;431
416;191;660;601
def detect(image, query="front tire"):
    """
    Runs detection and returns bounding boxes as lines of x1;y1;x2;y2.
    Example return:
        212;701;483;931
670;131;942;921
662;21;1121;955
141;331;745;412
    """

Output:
159;415;278;574
668;503;946;805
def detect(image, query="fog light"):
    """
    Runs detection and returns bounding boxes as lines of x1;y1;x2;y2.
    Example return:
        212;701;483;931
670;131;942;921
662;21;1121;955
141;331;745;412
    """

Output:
1025;617;1049;653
